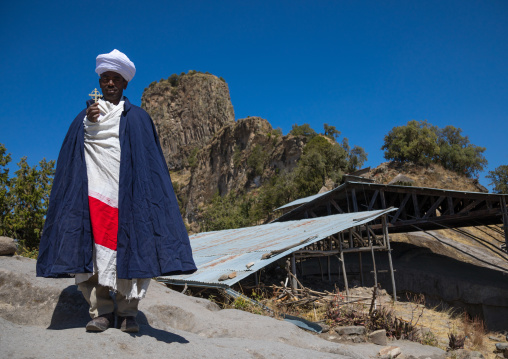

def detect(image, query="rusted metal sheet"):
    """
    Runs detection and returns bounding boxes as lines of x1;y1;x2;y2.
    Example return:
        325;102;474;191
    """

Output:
157;208;396;287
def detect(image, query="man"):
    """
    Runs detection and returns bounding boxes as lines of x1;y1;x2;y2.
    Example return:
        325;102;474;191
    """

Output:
37;50;197;333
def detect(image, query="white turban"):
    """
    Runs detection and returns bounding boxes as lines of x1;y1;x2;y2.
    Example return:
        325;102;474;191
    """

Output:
95;49;136;82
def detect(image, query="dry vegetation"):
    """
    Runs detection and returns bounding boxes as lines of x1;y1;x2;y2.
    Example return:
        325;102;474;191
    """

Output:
200;284;503;359
365;162;486;192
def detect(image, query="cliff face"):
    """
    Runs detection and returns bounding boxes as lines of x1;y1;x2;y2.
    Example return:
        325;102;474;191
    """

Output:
183;117;305;222
142;73;235;170
142;73;305;224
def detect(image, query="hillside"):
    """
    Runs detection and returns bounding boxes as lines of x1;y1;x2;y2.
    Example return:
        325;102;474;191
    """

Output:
142;72;309;229
142;72;494;236
363;161;488;193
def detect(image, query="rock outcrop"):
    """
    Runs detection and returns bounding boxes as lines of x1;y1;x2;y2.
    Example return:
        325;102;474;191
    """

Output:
182;117;305;222
142;74;307;223
142;72;235;170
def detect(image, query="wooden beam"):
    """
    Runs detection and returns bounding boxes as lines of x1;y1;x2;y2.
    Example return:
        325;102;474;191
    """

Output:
390;193;411;224
447;196;454;215
341;246;387;253
380;190;387;209
368;190;379;210
351;188;359;212
423;196;445;219
458;199;480;214
412;193;420;218
330;198;344;213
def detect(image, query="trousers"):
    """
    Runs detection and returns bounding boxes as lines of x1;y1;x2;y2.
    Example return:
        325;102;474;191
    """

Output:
77;273;139;318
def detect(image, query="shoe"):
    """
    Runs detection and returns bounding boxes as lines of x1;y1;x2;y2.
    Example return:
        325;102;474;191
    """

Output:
86;313;114;332
118;316;139;333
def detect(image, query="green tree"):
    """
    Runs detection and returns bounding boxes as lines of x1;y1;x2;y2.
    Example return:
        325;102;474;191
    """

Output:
382;120;440;165
347;146;368;173
247;145;267;177
0;144;11;236
382;121;487;178
486;165;508;194
257;171;297;215
289;123;317;138
435;125;487;177
200;192;254;232
294;136;348;196
168;73;179;87
5;157;55;249
323;123;341;140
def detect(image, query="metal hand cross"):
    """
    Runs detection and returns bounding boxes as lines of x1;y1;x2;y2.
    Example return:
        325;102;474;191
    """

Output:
88;88;103;103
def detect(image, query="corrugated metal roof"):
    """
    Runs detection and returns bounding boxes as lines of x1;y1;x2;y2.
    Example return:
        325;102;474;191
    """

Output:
276;191;330;210
158;208;396;287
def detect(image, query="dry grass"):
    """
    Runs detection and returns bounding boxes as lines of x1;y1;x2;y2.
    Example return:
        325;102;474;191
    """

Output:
196;284;502;358
365;162;482;192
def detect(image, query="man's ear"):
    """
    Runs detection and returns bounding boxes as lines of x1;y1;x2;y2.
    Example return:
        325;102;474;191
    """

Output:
123;81;128;90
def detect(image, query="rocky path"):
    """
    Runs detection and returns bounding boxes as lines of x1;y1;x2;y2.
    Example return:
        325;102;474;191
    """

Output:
0;255;448;359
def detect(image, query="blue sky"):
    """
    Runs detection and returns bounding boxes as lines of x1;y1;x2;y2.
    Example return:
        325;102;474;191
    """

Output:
1;1;507;189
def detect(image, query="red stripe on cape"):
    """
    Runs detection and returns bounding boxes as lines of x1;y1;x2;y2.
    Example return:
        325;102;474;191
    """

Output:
88;196;118;251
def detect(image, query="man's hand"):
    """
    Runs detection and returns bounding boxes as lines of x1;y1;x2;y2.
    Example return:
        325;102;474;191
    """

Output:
86;102;100;123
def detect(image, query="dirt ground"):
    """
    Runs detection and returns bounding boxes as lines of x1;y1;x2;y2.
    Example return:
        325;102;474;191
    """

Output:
331;286;506;359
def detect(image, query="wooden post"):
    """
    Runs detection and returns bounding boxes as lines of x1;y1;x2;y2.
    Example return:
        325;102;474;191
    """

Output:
328;238;332;281
358;252;364;286
368;224;378;288
501;197;508;251
291;253;298;294
383;215;397;302
318;257;324;281
339;231;350;300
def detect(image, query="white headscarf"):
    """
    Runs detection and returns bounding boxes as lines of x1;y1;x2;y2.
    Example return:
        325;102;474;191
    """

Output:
95;49;136;82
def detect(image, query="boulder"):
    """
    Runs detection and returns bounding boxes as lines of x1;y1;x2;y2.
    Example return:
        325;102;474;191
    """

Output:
379;345;401;359
452;349;485;359
368;329;387;346
496;343;508;351
335;326;365;336
0;236;16;255
388;174;414;185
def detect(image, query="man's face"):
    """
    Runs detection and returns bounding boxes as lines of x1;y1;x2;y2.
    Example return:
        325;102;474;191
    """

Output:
99;71;128;104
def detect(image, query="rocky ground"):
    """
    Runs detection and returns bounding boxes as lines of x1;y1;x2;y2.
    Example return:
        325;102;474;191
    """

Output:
0;255;449;359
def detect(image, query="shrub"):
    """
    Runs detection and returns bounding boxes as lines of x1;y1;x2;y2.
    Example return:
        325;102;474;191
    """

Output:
486;165;508;194
187;147;199;169
168;73;179;87
290;123;317;138
247;145;267;177
233;145;242;168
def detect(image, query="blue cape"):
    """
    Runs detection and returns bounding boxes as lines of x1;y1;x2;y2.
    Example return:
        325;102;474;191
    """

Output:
36;97;197;279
